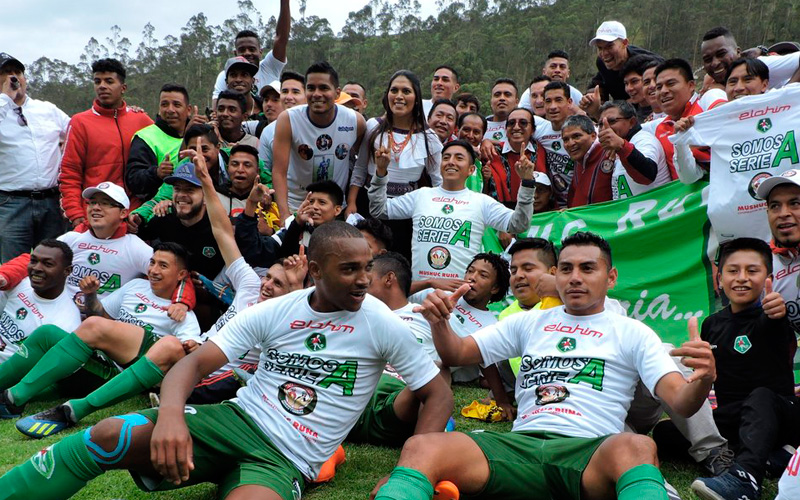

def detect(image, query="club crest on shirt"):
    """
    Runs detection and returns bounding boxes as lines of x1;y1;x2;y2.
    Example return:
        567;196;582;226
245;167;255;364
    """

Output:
88;252;101;265
15;308;27;320
493;131;503;140
733;335;752;354
278;382;318;416
536;384;570;405
441;204;454;215
134;303;148;314
202;246;217;258
427;246;451;270
556;336;576;353
552;141;562;151
304;332;327;352
756;118;772;133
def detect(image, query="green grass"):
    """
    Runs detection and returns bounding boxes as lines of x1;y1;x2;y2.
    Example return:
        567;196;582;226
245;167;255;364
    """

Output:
0;386;778;499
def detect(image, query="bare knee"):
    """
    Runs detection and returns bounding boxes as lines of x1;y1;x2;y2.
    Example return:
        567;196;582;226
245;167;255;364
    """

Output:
85;414;154;469
605;433;658;470
88;417;125;452
76;316;113;347
146;336;185;371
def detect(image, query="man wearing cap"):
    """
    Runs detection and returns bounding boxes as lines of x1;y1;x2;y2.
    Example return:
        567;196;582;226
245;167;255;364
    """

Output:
125;83;207;204
582;21;658;115
59;58;153;226
137;162;224;281
211;0;290;105
214;90;259;149
343;81;368;115
258;71;308;170
0;53;70;263
258;80;281;122
223;56;263;119
700;26;800;91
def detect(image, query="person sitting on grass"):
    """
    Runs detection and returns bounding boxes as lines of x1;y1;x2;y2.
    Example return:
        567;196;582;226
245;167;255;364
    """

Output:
371;231;717;500
686;238;799;500
0;242;202;421
0;221;453;500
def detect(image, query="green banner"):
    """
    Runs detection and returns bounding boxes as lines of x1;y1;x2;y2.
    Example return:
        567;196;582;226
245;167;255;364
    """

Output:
485;180;715;347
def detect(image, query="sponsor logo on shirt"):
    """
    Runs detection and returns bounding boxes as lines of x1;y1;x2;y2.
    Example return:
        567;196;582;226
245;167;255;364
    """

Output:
738;105;791;121
543;322;604;338
88;252;101;265
289;319;354;334
454;304;486;328
0;312;26;342
134;293;168;312
417;216;472;247
733;335;752;354
304;332;327;352
431;197;469;205
16;308;27;320
202;246;217;258
263;349;359;396
428;246;451;270
535;384;570;405
729;132;798;173
337;125;354;132
77;242;119;255
556;336;576;352
16;293;44;320
278;381;318;416
518;355;606;391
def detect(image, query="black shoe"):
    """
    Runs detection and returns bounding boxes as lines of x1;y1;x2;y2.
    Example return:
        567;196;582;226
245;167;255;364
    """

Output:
701;445;735;476
0;390;24;418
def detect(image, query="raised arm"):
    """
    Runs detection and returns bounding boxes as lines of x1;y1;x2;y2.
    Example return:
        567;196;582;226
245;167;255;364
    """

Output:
272;112;293;226
271;0;291;63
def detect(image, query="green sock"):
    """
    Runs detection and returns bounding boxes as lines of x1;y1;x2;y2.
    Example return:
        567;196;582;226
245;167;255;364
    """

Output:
9;332;93;406
374;466;434;500
616;464;668;500
67;356;164;422
0;431;102;499
0;325;69;390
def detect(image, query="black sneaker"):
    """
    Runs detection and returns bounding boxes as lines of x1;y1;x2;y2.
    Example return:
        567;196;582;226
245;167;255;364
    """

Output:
0;389;24;418
15;405;73;439
692;464;761;500
701;445;735;476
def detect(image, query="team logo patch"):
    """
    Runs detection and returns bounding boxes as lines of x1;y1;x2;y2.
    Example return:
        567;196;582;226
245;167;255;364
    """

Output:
298;144;313;160
334;143;349;160
756;118;772;133
15;308;27;320
455;313;465;324
31;445;56;479
88;252;101;265
493;131;503;140
733;335;752;354
97;182;110;189
600;159;615;174
427;246;451;270
441;203;454;215
316;134;333;151
556;337;576;353
134;303;148;314
783;170;798;177
304;332;327;352
278;382;318;415
748;172;772;199
17;344;29;358
536;384;570;405
552;141;562;151
202;246;217;258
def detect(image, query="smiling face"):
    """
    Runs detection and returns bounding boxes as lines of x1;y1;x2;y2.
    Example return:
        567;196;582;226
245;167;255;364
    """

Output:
306;73;339;116
440;144;475;187
260;263;289;302
544;57;570;81
342;84;367;113
562;125;596;163
93;71;126;109
227;152;259;196
726;64;768;100
719;249;768;312
556;245;616;315
656;68;695;120
641;67;661;112
431;68;459;100
171;180;205;221
599;106;634;140
234;36;262;66
27;245;70;298
623;71;645;105
281;79;307;110
185;135;220;172
595;39;629;71
768;184;800;247
510;248;554;307
216;97;245;133
529;80;548;117
701;35;740;85
505;109;533;149
543;87;571;128
429;103;457;143
490;83;518;120
464;259;499;307
457;114;485;148
226;68;255;95
86;192;127;237
159;91;190;132
387;75;416;120
147;250;188;297
261;91;281;121
309;237;373;312
306;192;342;225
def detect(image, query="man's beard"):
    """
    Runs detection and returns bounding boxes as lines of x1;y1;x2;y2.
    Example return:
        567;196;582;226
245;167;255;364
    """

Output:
177;202;203;221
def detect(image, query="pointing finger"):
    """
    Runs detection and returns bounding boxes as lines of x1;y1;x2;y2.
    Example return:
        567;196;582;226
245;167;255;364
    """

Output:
687;316;700;342
449;283;472;305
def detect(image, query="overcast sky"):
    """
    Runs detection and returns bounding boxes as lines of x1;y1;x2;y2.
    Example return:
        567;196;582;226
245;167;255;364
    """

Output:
2;1;439;65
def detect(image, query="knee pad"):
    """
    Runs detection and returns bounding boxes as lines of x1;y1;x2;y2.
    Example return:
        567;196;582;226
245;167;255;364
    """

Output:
83;414;149;465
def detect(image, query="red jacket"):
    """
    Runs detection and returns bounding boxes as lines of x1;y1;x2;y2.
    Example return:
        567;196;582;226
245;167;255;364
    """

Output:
567;141;613;208
59;100;153;223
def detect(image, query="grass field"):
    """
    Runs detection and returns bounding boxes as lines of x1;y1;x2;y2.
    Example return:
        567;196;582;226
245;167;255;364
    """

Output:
0;385;778;499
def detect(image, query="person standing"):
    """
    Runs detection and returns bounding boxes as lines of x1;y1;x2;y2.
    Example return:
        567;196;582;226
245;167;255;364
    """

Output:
0;53;70;262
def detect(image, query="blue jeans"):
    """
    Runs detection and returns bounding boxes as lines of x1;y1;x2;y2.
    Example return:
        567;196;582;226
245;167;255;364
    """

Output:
0;193;66;263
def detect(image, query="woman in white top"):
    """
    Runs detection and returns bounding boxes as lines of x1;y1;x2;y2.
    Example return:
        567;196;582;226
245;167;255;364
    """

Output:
348;70;443;258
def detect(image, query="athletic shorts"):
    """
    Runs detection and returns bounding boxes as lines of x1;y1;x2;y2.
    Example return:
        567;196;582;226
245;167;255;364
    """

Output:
187;366;254;405
133;401;304;500
465;430;609;500
346;374;415;448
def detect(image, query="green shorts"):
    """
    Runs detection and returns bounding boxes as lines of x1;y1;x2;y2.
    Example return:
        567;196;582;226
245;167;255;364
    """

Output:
465;430;609;500
83;328;160;380
346;374;416;448
133;401;304;500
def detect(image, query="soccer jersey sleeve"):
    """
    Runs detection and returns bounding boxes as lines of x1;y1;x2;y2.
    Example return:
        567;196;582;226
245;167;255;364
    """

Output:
481;195;515;231
259;50;286;84
99;279;138;319
172;312;203;343
373;313;440;391
471;312;528;366
210;300;274;363
225;256;261;292
628;321;681;395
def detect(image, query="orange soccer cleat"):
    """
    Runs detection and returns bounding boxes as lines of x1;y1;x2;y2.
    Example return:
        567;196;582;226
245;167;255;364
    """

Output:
314;444;346;483
434;480;460;500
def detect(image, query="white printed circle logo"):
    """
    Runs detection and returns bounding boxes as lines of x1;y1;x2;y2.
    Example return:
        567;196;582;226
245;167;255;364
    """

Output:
16;307;27;320
552;141;561;151
535;384;570;405
441;204;454;215
278;382;318;415
427;246;451;270
600;159;614;174
748;172;772;199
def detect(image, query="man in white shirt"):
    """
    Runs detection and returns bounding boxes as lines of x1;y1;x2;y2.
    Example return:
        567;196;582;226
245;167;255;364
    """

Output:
0;221;453;500
210;0;290;105
372;231;717;500
0;53;70;262
422;66;461;117
258;71;308;170
0;242;200;419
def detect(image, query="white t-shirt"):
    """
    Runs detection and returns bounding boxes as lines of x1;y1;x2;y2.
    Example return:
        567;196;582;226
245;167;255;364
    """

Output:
381;186;522;281
393;301;438;363
520;85;583;112
285;104;360;211
611;128;671;200
773;252;800;331
760;53;800;90
472;306;678;438
210;288;440;479
671;85;800;242
776;448;800;500
351;118;443;189
0;279;81;362
212;50;286;100
58;231;153;303
205;257;263;375
484;118;506;142
100;279;201;342
258;121;277;171
535;119;574;207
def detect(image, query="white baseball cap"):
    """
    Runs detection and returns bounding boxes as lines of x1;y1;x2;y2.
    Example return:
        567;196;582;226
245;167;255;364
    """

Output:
756;169;800;200
82;182;130;209
589;21;627;46
533;171;552;187
259;79;281;98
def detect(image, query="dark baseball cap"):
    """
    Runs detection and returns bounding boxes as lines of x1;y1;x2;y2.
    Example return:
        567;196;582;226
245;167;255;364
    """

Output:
225;56;258;78
0;53;24;72
165;159;202;187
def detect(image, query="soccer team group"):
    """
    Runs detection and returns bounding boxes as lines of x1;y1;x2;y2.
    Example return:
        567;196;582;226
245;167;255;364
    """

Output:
1;1;800;499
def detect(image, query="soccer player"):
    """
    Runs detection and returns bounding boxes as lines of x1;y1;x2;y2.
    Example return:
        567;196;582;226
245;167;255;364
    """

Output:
258;71;307;170
0;241;201;419
0;221;453;500
519;51;583;110
538;81;577;207
215;90;259;148
372;231;716;500
369;139;534;285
